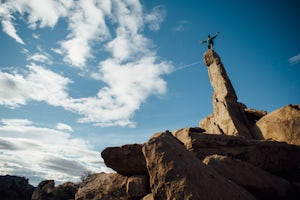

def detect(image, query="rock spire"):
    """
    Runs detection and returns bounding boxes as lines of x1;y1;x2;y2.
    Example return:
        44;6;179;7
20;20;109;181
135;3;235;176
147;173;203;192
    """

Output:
199;50;253;138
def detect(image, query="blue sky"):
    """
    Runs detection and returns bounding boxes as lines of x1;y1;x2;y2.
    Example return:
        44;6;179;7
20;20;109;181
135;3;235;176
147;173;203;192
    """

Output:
0;0;299;185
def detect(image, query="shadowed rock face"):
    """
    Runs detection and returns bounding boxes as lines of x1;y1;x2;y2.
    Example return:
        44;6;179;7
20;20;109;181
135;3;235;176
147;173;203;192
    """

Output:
203;155;292;199
200;50;253;138
75;173;148;200
142;132;255;200
101;144;147;176
173;128;300;173
32;180;78;200
0;175;34;200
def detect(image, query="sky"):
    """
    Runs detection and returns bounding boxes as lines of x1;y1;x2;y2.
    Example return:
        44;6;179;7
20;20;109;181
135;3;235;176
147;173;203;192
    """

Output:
0;0;299;185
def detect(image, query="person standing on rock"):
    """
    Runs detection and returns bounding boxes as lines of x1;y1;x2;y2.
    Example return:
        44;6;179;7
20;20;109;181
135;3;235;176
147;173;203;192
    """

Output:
200;32;219;50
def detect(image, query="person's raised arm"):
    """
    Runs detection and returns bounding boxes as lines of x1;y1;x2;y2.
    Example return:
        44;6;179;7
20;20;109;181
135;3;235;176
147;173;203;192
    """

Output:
211;32;220;39
199;40;207;44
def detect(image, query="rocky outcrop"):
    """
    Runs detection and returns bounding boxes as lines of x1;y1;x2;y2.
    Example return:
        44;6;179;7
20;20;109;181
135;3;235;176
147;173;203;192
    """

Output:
75;173;148;200
101;144;147;175
173;127;300;173
253;104;300;145
96;127;300;199
0;175;34;200
142;132;255;200
32;180;78;200
200;50;253;138
203;155;292;199
73;50;300;199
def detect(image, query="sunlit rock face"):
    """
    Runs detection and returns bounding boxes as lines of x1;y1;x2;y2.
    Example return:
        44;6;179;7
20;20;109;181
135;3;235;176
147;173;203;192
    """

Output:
200;50;253;138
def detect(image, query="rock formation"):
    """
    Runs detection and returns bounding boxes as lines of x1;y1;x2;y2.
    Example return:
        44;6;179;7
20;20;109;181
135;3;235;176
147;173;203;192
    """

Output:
142;132;255;200
101;144;147;175
0;175;35;200
199;50;254;138
253;104;300;145
32;180;78;200
75;173;148;200
96;130;300;199
173;127;300;173
203;155;292;199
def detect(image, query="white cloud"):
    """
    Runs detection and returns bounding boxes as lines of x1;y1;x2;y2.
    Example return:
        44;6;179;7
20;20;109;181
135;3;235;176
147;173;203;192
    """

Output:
32;33;40;39
0;118;111;185
59;0;110;68
145;5;166;31
0;0;72;44
56;123;73;132
0;60;172;127
1;19;25;44
289;53;300;65
27;53;53;65
0;0;174;127
0;64;71;108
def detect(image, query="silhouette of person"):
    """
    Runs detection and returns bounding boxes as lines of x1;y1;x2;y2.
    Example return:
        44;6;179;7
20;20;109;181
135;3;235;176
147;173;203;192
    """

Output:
200;32;219;50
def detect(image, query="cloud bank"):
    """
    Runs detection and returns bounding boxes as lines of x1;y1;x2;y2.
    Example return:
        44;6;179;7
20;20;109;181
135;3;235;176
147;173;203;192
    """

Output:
0;0;173;127
0;119;111;185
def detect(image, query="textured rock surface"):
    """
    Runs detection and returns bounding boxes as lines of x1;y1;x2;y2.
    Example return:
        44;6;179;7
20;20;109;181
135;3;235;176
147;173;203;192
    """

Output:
75;173;130;200
141;193;154;200
101;144;147;175
32;180;78;200
173;128;300;173
142;131;255;200
200;50;253;138
0;175;34;200
203;155;292;199
75;173;148;200
253;104;300;145
126;175;149;198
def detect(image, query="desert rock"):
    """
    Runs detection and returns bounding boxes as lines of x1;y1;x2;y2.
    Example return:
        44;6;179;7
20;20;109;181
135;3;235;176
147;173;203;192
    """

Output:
173;127;300;173
203;155;292;199
142;131;255;200
101;144;147;175
200;50;253;138
253;104;300;145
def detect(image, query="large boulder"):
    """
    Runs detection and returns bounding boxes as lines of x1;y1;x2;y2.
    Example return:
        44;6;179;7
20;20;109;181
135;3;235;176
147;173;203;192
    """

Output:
173;128;300;173
203;155;292;199
75;173;148;200
0;175;34;200
142;131;255;200
200;50;253;138
253;104;300;145
101;144;147;176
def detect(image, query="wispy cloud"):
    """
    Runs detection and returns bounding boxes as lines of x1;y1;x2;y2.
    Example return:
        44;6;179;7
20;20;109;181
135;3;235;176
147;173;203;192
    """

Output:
145;5;166;31
27;53;53;65
0;0;173;127
1;20;25;44
32;33;40;39
0;119;111;185
289;53;300;65
56;123;73;132
172;20;189;32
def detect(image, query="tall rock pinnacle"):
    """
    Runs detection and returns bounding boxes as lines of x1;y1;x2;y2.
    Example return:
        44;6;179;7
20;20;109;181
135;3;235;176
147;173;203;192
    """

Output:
200;50;253;138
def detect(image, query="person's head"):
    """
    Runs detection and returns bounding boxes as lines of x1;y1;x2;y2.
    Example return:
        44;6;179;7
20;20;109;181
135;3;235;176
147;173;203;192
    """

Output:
207;35;211;39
